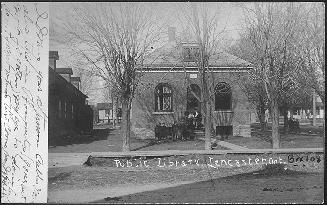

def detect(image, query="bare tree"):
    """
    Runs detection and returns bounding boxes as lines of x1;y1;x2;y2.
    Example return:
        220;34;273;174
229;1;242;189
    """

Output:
228;35;269;132
297;3;325;108
178;3;225;150
61;3;163;151
103;81;120;128
241;2;308;148
230;8;315;134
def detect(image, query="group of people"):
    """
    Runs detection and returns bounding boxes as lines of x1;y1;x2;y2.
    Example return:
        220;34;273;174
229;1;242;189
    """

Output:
154;108;203;141
184;109;203;129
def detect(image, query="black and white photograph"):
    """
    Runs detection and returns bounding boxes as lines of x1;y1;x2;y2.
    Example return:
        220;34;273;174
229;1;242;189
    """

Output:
1;2;325;204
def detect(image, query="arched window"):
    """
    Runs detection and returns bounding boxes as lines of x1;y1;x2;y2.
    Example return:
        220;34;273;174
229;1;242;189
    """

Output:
215;82;232;111
187;84;201;112
155;83;172;112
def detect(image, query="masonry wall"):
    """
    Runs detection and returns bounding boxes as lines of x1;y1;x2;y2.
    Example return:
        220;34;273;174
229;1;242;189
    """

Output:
131;71;252;139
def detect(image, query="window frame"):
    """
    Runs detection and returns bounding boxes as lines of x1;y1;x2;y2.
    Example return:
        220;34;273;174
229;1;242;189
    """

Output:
58;100;62;118
155;83;173;112
72;103;74;119
64;101;67;119
214;82;232;111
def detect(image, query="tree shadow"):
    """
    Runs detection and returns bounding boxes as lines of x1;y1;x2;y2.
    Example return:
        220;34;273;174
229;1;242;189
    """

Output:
49;128;113;147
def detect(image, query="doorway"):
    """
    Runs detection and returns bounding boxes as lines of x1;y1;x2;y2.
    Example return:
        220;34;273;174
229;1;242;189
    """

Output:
187;84;201;113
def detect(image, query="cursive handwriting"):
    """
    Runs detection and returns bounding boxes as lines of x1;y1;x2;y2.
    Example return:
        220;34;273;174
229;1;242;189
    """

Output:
1;2;48;203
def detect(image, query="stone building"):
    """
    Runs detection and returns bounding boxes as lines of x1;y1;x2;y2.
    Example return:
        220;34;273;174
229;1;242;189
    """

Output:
131;28;254;139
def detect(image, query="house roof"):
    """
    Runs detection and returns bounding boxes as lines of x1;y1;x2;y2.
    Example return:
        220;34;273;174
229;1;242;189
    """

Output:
71;77;81;82
97;103;112;110
142;41;252;69
56;68;73;75
49;51;59;60
49;67;88;99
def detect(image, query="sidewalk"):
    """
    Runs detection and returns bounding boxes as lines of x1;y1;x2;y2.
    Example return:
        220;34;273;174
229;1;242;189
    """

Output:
217;141;249;150
49;153;91;168
48;181;199;203
198;137;249;150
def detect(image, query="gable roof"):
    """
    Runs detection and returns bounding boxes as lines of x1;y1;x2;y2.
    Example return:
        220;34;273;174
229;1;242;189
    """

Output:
56;68;73;75
71;77;81;82
97;103;112;110
49;67;88;99
142;41;252;69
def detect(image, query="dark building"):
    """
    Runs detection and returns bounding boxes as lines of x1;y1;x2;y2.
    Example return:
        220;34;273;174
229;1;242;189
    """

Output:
49;51;93;144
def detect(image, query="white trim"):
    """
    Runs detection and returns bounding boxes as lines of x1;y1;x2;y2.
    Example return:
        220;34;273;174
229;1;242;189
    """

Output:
152;112;174;115
141;66;252;69
138;70;249;73
213;110;234;113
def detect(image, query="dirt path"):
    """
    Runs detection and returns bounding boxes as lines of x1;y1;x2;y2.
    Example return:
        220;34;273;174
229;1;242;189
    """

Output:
48;162;323;203
92;169;323;204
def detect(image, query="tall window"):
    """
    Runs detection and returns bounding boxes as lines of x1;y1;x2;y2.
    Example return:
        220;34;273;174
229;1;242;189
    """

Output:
155;83;172;112
215;82;232;111
72;104;74;119
64;101;67;119
58;100;62;118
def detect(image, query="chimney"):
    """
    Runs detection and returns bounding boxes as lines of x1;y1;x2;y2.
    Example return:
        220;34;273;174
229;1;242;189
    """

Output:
71;77;81;90
56;68;73;83
168;27;176;42
49;51;59;70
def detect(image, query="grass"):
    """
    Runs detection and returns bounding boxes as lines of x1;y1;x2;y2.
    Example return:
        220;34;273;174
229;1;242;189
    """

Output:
246;123;324;149
49;122;324;153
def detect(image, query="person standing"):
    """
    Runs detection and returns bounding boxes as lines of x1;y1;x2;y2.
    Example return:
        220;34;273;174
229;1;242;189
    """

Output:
194;108;202;129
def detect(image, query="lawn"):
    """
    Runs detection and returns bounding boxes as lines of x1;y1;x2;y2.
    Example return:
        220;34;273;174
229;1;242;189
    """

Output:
49;122;324;153
49;124;228;153
250;124;324;149
49;128;151;153
136;139;228;151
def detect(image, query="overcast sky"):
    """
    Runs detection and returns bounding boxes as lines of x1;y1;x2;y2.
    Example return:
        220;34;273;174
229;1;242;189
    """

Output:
49;2;247;49
49;2;250;104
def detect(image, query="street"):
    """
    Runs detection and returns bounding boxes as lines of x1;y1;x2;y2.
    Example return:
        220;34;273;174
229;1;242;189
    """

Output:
92;167;323;204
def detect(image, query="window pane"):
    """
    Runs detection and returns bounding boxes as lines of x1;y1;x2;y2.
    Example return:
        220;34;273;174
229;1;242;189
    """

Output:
58;100;62;118
155;84;172;111
163;96;171;110
215;82;231;110
64;102;67;118
163;86;171;93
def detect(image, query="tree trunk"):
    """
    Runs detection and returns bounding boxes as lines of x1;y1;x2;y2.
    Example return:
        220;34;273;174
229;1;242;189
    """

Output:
270;99;280;149
121;99;131;152
204;100;211;150
312;91;316;126
112;96;117;128
257;106;266;132
322;101;325;138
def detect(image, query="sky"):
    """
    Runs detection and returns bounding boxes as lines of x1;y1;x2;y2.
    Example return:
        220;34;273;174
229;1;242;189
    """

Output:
49;2;249;104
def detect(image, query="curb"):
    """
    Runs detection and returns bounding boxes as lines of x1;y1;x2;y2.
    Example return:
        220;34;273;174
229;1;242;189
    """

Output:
87;148;324;158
